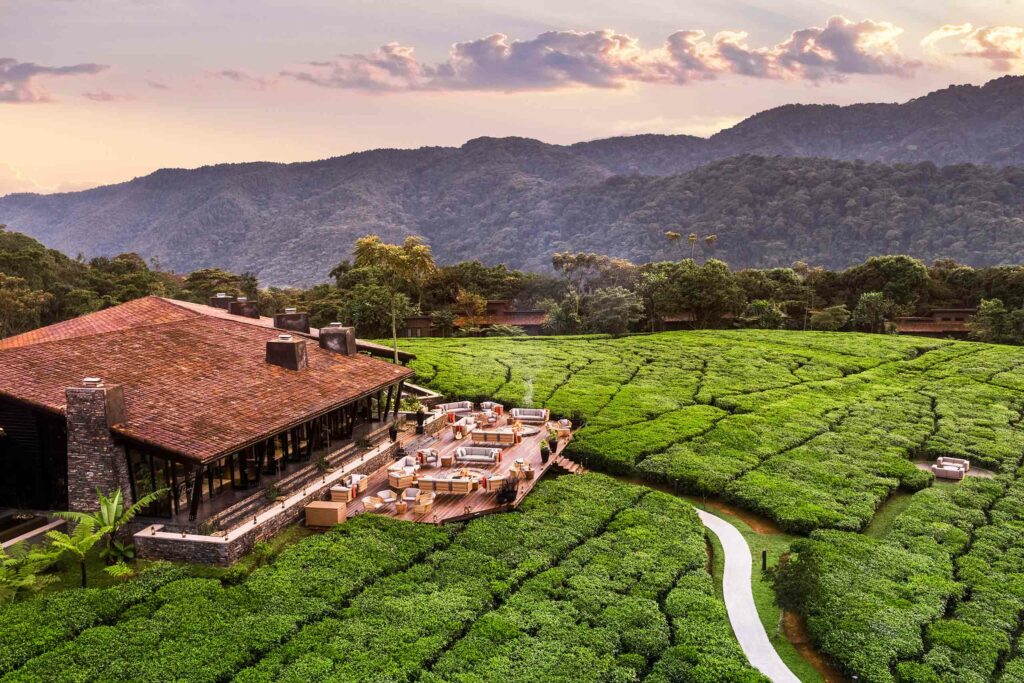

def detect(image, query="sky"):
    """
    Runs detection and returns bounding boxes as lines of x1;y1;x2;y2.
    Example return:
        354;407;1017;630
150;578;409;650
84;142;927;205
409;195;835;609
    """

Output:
1;0;1022;194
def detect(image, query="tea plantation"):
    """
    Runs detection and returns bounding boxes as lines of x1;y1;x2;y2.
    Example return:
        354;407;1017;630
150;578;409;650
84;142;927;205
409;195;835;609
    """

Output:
0;475;763;683
399;330;1024;682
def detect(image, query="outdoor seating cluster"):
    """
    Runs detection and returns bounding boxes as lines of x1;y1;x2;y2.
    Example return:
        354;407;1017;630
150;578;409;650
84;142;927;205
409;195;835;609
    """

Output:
931;456;971;481
310;400;573;523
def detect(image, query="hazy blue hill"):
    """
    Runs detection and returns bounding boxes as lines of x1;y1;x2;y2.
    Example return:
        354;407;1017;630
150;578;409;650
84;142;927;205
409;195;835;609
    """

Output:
2;76;1023;285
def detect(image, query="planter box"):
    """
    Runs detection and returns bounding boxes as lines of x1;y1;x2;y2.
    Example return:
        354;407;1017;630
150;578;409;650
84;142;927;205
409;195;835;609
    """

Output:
305;501;347;527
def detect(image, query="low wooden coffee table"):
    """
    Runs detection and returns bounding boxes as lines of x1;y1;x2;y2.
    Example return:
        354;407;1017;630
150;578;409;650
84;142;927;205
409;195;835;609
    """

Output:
395;500;409;514
440;453;455;467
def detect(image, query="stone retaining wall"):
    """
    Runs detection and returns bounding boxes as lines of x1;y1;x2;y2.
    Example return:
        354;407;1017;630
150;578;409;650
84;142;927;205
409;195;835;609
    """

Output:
135;440;399;565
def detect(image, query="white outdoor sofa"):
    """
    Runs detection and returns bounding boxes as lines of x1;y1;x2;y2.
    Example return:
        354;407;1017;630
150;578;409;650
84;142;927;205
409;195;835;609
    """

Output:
937;456;970;471
455;446;501;465
509;407;549;424
436;400;474;415
932;464;966;481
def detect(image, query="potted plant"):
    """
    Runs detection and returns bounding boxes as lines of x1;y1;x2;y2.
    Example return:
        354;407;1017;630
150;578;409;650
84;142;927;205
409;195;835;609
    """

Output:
388;422;399;442
546;428;558;453
496;478;517;505
415;406;427;435
540;440;550;464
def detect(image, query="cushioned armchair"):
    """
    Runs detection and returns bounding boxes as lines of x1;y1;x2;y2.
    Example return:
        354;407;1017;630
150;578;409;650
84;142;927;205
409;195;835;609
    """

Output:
413;492;436;514
361;495;386;511
417;448;440;467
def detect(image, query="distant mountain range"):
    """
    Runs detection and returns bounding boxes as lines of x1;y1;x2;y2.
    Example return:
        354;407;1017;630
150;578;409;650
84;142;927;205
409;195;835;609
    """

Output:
2;76;1024;285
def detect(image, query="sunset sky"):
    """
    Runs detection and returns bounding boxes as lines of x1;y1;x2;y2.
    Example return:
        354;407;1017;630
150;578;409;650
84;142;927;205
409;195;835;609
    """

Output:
1;0;1022;194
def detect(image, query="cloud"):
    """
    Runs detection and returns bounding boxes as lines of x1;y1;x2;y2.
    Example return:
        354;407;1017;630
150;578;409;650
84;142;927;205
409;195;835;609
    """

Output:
211;69;278;89
145;79;169;90
0;57;107;103
82;89;134;102
279;16;920;93
923;24;1024;71
0;164;40;195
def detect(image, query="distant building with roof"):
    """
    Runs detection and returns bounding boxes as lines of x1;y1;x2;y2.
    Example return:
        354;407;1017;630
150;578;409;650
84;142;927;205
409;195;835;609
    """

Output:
0;295;414;562
404;300;548;337
895;307;976;338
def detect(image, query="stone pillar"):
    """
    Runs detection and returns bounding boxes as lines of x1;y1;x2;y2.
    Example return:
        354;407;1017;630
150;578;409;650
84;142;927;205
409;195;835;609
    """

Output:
65;378;133;511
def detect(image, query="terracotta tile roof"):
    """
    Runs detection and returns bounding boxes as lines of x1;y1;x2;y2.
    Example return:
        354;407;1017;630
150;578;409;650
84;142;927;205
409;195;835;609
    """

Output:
454;311;548;327
0;297;413;463
161;298;414;361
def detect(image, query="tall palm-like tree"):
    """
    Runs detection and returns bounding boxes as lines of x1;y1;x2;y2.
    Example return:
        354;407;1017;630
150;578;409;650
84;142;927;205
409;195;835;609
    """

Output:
704;234;718;249
688;233;699;259
353;235;438;362
664;231;681;256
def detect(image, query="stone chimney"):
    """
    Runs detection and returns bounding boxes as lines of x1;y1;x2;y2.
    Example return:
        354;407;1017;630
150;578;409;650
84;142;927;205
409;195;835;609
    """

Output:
65;377;133;511
228;296;260;319
208;292;236;310
273;307;311;334
319;322;357;355
266;334;308;370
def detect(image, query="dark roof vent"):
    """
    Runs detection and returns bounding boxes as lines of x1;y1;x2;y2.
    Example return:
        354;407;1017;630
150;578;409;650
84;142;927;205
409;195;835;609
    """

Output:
273;308;311;334
229;297;260;319
319;323;357;355
266;334;307;371
208;292;236;310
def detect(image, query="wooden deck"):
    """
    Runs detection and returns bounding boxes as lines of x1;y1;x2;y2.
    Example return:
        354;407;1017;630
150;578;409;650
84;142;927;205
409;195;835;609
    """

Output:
347;415;573;524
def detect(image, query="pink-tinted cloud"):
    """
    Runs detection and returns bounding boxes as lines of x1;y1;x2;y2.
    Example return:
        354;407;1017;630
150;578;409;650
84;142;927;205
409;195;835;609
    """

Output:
0;57;107;103
212;69;278;90
923;24;1024;71
82;89;134;102
279;16;920;93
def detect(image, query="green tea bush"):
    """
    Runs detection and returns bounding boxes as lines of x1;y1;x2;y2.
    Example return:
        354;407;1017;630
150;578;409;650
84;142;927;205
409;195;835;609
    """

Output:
775;478;1005;683
647;571;768;683
423;492;710;683
0;563;186;675
7;517;451;682
234;474;645;682
399;331;1024;535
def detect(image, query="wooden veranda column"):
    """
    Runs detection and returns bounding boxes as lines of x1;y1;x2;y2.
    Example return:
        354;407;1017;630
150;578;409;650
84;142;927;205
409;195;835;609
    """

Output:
394;380;405;418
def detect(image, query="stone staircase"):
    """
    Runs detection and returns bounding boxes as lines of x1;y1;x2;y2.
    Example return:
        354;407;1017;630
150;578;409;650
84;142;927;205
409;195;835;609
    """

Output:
551;454;586;475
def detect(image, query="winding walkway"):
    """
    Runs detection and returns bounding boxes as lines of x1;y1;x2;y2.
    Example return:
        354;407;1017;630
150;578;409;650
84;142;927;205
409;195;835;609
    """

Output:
696;508;801;683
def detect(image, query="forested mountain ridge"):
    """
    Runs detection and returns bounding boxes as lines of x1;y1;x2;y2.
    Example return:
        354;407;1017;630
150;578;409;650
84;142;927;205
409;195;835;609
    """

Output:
2;76;1024;285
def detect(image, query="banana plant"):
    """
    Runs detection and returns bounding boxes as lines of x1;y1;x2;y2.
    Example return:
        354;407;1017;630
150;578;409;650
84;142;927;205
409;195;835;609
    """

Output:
55;487;168;566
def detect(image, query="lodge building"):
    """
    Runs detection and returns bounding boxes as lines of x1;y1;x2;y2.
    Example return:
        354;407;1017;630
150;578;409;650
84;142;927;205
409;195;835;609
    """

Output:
404;300;548;337
0;296;415;560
